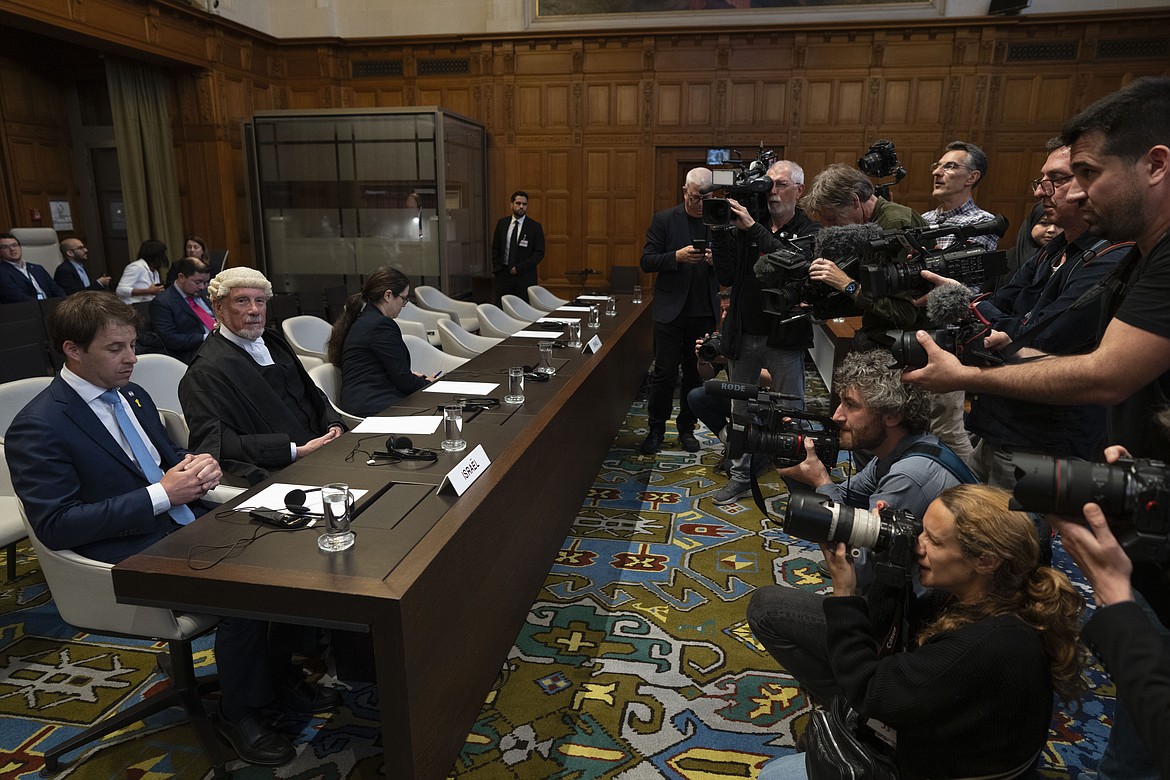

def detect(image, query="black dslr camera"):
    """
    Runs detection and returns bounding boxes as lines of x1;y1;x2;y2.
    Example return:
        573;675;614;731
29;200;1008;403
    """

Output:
785;493;922;586
697;333;724;362
703;145;778;228
704;380;838;468
858;216;1010;297
1009;452;1170;564
857;139;907;200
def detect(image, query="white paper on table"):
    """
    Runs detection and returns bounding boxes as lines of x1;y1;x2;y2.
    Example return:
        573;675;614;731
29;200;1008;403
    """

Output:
512;329;563;338
424;381;500;394
538;316;580;323
352;415;442;435
239;483;370;514
556;306;593;312
576;295;611;301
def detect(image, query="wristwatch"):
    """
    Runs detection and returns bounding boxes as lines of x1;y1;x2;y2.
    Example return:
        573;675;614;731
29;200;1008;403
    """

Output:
843;280;860;296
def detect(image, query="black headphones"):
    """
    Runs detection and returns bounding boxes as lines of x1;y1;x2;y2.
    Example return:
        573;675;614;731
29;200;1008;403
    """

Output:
369;435;438;464
283;487;322;516
518;369;551;382
453;396;501;411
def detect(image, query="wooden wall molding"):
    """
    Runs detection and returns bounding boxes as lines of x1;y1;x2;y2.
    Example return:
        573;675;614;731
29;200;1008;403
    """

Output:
0;1;1167;292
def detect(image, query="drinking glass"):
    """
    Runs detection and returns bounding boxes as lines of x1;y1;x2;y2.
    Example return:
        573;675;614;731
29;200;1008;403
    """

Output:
317;482;355;552
505;366;525;404
442;404;466;452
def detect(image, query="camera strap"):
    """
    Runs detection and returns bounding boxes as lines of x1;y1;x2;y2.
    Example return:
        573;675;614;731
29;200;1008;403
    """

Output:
997;239;1134;361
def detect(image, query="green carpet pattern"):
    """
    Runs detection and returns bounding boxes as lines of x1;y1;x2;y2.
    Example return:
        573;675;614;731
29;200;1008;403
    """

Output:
0;364;1115;778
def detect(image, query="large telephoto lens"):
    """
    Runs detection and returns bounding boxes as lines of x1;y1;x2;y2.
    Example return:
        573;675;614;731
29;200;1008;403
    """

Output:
784;493;884;549
1010;452;1133;516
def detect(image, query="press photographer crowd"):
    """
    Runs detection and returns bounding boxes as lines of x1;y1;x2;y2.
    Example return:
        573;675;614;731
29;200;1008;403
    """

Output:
640;77;1170;779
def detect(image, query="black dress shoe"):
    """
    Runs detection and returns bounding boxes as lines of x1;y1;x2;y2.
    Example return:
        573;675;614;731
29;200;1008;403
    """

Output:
678;431;700;453
640;429;664;455
217;711;295;766
274;678;342;714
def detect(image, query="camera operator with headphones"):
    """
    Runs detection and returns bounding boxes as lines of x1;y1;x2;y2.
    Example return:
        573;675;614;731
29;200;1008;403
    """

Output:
757;484;1086;780
904;77;1170;779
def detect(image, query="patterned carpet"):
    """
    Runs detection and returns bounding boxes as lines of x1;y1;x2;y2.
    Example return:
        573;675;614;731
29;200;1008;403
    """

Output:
0;361;1114;778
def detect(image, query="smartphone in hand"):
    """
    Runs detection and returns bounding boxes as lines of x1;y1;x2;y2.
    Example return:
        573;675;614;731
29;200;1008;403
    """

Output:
692;239;708;252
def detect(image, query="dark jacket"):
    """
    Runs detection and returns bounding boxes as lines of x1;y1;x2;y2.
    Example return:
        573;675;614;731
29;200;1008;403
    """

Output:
340;307;430;416
639;204;719;325
491;215;546;290
54;261;107;296
149;284;214;364
0;261;65;303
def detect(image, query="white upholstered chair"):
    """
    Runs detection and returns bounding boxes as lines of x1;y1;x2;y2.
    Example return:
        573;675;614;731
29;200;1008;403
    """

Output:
281;315;331;361
403;334;468;376
527;285;570;312
413;286;480;332
10;227;62;277
501;294;544;322
19;499;228;776
436;319;502;359
0;376;53;444
476;304;528;339
308;362;365;428
398;302;449;346
396;317;428;343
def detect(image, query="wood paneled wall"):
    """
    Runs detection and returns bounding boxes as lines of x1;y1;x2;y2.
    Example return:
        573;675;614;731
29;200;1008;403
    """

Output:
0;1;1167;294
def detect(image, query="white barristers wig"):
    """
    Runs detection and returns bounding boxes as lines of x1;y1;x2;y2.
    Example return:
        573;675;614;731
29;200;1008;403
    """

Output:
208;266;273;301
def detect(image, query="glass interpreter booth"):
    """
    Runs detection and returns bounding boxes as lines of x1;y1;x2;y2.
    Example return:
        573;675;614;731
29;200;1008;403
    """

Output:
244;108;487;301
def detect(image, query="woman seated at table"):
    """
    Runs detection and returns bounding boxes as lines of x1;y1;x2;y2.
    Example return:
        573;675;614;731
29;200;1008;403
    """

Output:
116;239;168;303
757;484;1085;780
328;266;438;417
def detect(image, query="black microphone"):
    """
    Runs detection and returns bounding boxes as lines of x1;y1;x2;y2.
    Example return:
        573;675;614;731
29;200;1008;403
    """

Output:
702;379;801;402
917;215;1009;246
925;283;975;326
814;223;884;265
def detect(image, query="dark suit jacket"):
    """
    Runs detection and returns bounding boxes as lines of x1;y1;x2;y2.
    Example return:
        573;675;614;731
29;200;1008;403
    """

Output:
150;284;212;364
180;329;343;486
340;307;430;417
0;261;66;304
639;204;718;324
491;216;546;289
6;378;197;563
54;261;107;296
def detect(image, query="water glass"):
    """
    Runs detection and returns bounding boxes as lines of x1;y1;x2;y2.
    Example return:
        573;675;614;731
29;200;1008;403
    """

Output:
587;305;600;329
317;482;355;552
536;341;556;375
567;320;582;348
605;296;617;317
442;404;466;452
632;284;643;304
505;366;525;404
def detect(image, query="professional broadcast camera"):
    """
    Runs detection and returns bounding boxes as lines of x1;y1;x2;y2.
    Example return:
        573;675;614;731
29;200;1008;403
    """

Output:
784;493;921;586
704;379;839;467
753;226;872;323
878;284;1002;370
858;216;1011;297
857;139;907;200
702;144;778;228
1009;452;1170;564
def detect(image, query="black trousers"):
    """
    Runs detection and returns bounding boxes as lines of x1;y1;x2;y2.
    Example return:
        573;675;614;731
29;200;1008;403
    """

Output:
646;314;714;434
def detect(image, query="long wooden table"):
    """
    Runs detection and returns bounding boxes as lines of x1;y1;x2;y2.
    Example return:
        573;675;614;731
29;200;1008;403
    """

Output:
112;297;653;779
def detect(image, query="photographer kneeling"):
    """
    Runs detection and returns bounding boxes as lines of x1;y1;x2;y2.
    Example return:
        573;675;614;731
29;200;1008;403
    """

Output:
756;485;1086;779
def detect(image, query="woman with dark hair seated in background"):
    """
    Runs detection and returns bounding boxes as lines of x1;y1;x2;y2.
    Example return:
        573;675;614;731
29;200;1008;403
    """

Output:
166;235;208;286
116;239;168;303
327;266;439;417
756;484;1086;780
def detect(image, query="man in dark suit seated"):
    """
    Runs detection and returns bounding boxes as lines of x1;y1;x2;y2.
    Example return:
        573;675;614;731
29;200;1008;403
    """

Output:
150;257;215;363
5;292;338;767
180;266;343;486
638;167;720;455
491;190;546;301
53;238;111;295
0;232;66;303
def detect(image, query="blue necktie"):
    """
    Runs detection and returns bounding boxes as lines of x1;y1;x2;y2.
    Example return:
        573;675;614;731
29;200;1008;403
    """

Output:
100;388;196;526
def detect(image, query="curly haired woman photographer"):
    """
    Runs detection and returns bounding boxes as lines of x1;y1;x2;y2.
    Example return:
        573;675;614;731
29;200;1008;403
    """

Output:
758;484;1085;779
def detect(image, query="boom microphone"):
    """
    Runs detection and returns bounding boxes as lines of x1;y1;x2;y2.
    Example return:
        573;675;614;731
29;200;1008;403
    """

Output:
917;215;1009;247
703;379;801;402
814;223;884;265
925;283;975;326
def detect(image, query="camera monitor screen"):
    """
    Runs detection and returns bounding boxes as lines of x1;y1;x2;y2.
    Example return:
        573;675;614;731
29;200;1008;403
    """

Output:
707;148;730;165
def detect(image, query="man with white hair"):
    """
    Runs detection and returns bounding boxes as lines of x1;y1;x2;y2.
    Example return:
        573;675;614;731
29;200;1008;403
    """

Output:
638;167;721;455
180;267;343;486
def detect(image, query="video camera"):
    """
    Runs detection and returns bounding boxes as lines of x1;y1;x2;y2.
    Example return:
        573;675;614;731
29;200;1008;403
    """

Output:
702;144;778;228
878;284;1002;370
784;493;921;586
754;224;877;323
703;379;839;468
1009;452;1170;564
857;139;907;201
858;216;1010;297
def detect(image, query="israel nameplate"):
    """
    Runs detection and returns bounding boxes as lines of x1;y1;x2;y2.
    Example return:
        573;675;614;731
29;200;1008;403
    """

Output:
585;334;603;353
441;444;490;496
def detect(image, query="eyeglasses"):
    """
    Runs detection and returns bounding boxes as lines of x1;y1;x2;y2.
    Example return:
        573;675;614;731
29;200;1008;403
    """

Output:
396;292;410;302
0;243;19;251
930;161;970;174
684;192;713;204
771;180;793;190
1029;173;1075;197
